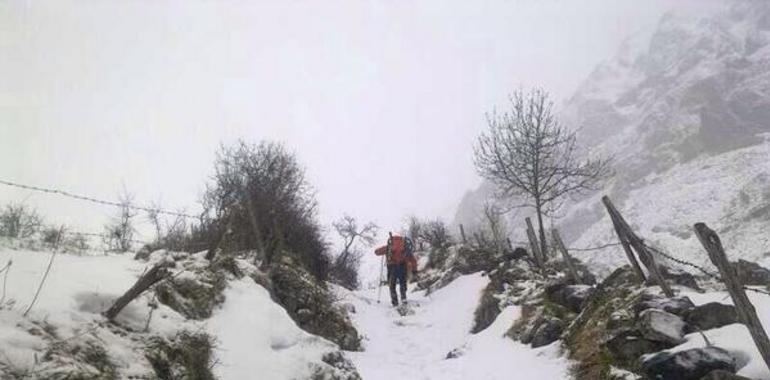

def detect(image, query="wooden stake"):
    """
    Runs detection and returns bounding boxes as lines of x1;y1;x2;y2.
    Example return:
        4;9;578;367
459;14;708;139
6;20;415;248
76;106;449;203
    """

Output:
694;223;770;372
525;217;544;269
610;215;646;283
602;196;672;297
104;262;171;321
459;224;467;244
552;229;581;284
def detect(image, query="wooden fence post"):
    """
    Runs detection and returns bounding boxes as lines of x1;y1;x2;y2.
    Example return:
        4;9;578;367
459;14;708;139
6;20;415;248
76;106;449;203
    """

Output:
459;224;467;245
602;196;672;297
104;262;171;321
610;217;646;283
552;228;581;284
525;217;544;269
694;223;770;372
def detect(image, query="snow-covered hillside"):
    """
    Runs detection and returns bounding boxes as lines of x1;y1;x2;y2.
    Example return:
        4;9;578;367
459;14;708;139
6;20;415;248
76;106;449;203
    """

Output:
455;1;770;277
0;242;354;379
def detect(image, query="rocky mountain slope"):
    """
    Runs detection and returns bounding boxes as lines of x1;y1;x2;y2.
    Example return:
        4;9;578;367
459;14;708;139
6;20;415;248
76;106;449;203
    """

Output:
456;1;770;276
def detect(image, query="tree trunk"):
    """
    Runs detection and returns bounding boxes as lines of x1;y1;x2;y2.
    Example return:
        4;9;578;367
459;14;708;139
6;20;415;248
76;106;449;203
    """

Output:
535;202;548;263
525;217;544;269
243;195;266;264
459;224;467;244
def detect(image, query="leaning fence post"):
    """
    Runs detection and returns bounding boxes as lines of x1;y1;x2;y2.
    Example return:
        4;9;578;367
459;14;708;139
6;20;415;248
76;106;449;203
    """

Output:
602;196;672;297
104;261;172;321
459;224;467;245
525;217;544;269
694;223;770;372
552;228;581;284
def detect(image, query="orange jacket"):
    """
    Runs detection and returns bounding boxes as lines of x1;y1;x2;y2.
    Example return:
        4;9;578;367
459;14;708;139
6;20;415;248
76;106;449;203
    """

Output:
374;235;417;268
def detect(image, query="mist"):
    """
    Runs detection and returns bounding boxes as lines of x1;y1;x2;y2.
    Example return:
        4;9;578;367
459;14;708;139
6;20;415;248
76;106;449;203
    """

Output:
1;0;706;241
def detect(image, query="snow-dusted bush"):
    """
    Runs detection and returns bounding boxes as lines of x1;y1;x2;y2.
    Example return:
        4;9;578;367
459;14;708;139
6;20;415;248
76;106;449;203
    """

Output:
201;140;331;280
0;202;42;239
419;219;453;250
146;331;216;380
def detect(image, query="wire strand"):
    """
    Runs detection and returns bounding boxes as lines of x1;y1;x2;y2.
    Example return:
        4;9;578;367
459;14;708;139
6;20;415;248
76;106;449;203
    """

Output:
0;179;199;219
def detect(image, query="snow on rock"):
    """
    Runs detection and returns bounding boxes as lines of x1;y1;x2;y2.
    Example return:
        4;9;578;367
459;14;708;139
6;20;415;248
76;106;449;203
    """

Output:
637;309;686;345
642;346;737;380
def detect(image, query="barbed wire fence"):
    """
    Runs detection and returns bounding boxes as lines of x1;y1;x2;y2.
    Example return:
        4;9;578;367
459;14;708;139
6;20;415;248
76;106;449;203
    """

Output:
0;179;215;317
0;179;200;219
0;178;209;253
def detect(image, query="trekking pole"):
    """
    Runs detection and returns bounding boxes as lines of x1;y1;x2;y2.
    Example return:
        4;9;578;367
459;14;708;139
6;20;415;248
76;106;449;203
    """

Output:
377;254;385;303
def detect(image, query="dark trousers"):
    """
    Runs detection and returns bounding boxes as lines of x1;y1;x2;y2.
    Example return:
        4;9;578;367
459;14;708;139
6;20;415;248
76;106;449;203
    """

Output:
387;263;407;306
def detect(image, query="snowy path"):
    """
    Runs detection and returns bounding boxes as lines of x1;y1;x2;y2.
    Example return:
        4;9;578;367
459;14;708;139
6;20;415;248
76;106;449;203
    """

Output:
345;273;570;380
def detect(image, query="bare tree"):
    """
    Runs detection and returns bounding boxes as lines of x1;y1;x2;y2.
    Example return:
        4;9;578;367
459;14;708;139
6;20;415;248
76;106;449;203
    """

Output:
0;203;43;238
103;191;137;253
333;215;378;263
474;88;610;257
331;215;378;289
481;201;508;256
405;216;424;250
419;219;453;250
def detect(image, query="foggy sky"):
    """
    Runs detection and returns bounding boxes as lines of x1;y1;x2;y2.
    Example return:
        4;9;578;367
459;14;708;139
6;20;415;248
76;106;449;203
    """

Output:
0;0;708;246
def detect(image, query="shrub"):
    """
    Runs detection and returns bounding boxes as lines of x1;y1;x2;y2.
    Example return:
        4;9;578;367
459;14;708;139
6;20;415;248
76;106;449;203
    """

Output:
419;219;453;250
201;140;330;279
330;249;363;290
329;215;377;289
0;203;42;238
102;192;137;253
146;331;216;380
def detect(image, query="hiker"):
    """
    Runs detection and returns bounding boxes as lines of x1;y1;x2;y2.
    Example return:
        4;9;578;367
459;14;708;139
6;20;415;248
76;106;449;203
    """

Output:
375;233;417;307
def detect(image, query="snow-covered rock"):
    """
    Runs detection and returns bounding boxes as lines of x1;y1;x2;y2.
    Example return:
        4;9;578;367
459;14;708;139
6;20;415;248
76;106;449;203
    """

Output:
642;347;737;380
637;309;687;345
684;302;739;332
633;293;696;318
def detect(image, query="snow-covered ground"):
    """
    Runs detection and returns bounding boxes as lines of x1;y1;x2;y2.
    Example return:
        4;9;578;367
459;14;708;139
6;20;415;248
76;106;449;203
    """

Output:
571;141;770;278
208;277;341;379
0;244;348;379
0;246;189;377
343;272;571;380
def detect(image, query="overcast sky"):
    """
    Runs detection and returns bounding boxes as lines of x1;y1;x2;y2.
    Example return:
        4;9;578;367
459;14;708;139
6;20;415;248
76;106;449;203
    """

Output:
0;0;709;246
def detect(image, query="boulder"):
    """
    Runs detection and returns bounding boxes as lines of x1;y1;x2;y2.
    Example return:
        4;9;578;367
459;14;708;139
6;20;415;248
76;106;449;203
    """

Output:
504;247;528;261
633;293;695;317
732;259;770;286
660;266;701;290
602;266;643;289
685;303;739;332
607;309;635;331
454;246;502;274
545;283;596;313
637;309;686;345
603;329;671;367
471;285;502;334
700;369;752;380
530;318;564;348
642;347;736;380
